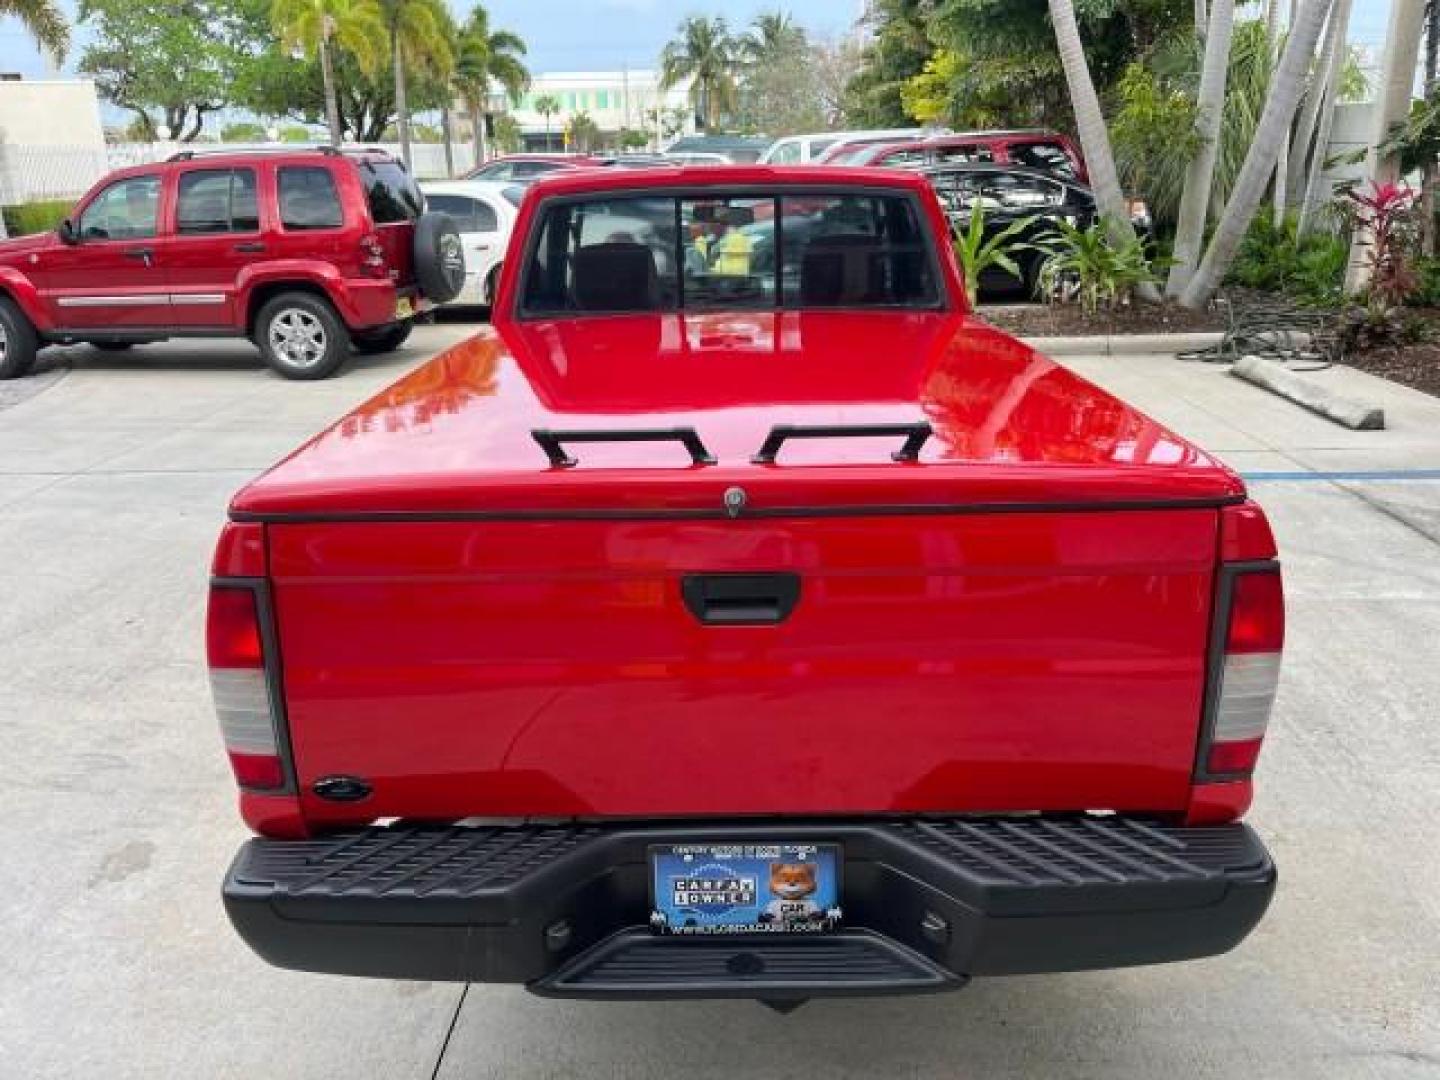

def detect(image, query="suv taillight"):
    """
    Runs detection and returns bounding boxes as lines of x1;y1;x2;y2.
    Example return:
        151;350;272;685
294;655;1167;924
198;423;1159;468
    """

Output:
360;233;387;277
1204;568;1285;777
207;583;285;791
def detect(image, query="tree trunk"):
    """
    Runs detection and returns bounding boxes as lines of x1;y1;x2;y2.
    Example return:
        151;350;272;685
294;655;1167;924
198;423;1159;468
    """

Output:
1297;0;1354;234
1271;0;1296;227
440;102;454;176
1047;0;1160;301
1344;0;1426;291
471;96;484;165
1422;0;1438;256
392;28;412;166
1195;0;1208;41
320;32;343;146
1287;0;1347;204
1167;0;1236;296
478;110;489;164
1179;0;1336;308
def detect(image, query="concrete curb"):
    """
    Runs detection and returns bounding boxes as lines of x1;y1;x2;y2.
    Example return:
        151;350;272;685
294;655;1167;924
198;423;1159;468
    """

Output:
1022;332;1225;356
1231;354;1385;430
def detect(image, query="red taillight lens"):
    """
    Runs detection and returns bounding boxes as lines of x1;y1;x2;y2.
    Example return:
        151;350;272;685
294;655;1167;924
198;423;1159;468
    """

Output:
206;585;285;791
360;233;387;277
1206;569;1285;776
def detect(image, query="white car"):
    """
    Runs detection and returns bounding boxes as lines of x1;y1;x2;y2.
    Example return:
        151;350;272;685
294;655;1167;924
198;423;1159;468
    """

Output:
758;129;933;165
420;180;524;307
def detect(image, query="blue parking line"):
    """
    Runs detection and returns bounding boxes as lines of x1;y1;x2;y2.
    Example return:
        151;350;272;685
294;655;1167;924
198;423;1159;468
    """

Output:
1241;469;1440;482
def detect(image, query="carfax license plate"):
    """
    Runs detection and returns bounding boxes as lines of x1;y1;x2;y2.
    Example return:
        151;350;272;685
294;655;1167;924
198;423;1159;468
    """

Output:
649;842;842;935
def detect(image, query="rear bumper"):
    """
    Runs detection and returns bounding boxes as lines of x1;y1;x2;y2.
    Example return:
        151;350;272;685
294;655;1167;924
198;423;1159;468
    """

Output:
223;816;1275;1000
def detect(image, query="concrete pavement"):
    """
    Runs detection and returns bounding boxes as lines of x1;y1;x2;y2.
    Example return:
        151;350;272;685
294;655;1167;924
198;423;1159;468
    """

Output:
1;333;1438;1078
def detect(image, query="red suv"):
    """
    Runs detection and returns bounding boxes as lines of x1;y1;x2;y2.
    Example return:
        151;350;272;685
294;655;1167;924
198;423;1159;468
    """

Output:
0;147;464;381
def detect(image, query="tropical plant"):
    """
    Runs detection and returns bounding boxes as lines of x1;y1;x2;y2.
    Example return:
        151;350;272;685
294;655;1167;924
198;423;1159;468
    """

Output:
379;0;455;166
272;0;385;145
844;0;930;126
1110;63;1203;233
1;0;68;64
220;120;268;142
741;10;806;66
534;93;561;147
1342;181;1421;309
566;111;600;153
950;203;1033;306
1227;211;1348;306
453;5;529;165
491;112;522;153
1;199;71;237
659;15;739;132
1178;0;1334;309
618;127;649;150
1035;218;1165;315
1167;0;1235;296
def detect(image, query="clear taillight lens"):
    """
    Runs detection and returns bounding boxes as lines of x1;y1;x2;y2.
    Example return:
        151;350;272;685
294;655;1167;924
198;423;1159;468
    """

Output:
207;586;284;790
1207;571;1284;776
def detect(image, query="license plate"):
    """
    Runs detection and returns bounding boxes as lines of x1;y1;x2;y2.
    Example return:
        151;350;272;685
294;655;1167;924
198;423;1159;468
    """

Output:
649;842;842;935
394;297;414;320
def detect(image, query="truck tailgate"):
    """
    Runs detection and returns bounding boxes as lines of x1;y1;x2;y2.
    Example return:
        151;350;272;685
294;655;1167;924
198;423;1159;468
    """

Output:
269;507;1218;828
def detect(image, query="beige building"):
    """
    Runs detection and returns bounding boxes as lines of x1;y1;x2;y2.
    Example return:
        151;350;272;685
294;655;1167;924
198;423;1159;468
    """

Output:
0;78;108;204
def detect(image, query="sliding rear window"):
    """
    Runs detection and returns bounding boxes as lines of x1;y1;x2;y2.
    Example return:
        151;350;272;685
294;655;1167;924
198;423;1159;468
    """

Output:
520;190;941;316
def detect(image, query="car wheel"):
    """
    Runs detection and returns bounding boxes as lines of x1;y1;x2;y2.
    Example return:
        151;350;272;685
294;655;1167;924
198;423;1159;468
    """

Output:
0;297;39;380
256;293;348;380
413;212;466;304
351;321;414;355
91;341;135;352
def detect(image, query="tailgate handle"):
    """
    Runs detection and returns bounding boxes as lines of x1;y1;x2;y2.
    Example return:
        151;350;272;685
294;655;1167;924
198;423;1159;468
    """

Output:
752;422;933;464
682;573;800;626
532;427;716;469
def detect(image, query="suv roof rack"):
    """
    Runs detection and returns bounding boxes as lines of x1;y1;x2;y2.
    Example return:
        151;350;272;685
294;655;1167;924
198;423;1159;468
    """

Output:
165;144;396;163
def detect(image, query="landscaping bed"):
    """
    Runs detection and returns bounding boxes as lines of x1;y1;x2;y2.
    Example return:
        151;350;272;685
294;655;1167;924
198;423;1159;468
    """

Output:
1342;314;1440;400
979;296;1231;337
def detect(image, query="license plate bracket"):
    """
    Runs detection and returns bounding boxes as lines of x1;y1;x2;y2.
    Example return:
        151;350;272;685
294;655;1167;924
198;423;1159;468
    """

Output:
649;842;842;935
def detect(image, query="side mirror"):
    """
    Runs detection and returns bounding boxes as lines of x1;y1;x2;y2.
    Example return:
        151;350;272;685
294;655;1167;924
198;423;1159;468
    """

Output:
57;218;78;245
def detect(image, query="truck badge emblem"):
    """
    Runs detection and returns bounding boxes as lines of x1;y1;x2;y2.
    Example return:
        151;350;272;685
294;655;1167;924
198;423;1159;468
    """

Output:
723;487;747;518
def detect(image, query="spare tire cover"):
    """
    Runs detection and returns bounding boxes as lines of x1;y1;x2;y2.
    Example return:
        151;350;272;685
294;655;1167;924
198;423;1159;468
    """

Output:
413;212;465;303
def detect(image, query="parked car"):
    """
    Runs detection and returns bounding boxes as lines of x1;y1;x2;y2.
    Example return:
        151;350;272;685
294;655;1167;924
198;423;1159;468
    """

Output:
214;164;1282;1009
465;153;610;182
761;128;931;165
662;152;732;166
662;135;771;163
824;130;1089;183
419;181;524;307
0;147;464;381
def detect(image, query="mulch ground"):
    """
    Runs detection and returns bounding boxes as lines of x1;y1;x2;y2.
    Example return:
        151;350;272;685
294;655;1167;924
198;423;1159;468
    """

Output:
978;297;1230;337
1342;338;1440;400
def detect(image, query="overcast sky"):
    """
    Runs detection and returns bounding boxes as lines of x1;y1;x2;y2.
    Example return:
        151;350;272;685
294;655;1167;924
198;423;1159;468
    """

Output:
0;0;1401;91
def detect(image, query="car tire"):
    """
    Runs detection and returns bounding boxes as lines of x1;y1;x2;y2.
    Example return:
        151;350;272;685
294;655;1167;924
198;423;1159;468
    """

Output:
413;212;465;304
0;297;39;380
256;293;349;380
483;264;502;308
91;341;135;352
351;321;413;355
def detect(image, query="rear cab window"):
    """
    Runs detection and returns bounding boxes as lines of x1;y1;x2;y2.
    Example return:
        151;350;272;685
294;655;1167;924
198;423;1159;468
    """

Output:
520;189;940;316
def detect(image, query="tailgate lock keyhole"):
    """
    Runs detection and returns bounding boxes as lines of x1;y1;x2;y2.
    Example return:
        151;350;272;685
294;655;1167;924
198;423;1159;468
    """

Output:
723;486;747;518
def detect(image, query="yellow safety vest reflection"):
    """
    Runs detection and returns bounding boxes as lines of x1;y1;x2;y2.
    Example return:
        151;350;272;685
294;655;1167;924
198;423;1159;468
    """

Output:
713;230;753;276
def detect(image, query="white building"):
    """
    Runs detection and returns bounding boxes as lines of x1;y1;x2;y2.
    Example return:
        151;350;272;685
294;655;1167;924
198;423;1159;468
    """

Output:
0;77;107;204
460;69;696;153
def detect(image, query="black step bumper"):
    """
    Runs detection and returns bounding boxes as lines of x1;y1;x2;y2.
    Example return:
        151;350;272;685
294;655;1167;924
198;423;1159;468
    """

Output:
223;817;1275;1000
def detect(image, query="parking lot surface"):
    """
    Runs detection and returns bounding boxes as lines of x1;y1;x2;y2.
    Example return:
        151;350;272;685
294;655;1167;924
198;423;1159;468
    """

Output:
1;330;1437;1078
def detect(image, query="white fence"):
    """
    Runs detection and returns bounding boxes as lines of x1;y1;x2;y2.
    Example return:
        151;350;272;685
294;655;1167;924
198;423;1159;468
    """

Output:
0;140;477;205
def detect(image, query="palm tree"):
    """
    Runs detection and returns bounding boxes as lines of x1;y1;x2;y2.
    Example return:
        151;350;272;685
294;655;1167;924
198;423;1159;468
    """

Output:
1045;0;1159;301
454;6;529;166
1166;0;1235;296
1179;0;1335;308
659;15;739;132
1;0;67;67
741;11;805;67
1294;0;1355;234
534;93;560;149
567;110;600;153
381;0;454;166
272;0;385;146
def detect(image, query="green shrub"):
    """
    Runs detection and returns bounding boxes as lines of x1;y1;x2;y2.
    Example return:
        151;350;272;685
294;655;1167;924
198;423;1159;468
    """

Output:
2;199;73;237
1408;256;1440;307
1034;218;1163;315
1227;212;1348;307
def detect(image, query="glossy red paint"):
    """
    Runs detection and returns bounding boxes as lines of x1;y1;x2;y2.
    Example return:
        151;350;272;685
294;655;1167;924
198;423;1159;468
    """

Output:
215;166;1281;833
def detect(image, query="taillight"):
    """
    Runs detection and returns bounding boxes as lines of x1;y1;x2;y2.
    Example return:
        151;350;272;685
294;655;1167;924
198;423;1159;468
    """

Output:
207;584;285;791
1205;569;1285;777
360;233;387;277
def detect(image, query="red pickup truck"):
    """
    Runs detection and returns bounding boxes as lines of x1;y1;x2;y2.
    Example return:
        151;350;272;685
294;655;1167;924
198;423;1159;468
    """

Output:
212;166;1282;1008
